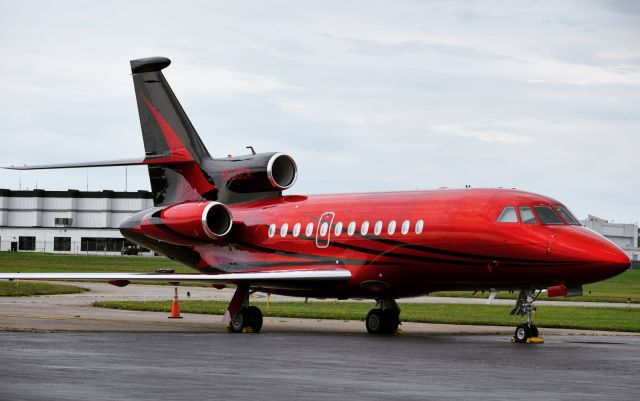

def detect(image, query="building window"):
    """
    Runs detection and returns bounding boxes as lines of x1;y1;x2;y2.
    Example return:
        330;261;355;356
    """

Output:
54;217;73;226
18;236;36;251
54;237;71;252
80;237;127;252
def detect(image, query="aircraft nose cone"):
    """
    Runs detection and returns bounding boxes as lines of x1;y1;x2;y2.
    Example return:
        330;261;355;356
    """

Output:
586;232;631;279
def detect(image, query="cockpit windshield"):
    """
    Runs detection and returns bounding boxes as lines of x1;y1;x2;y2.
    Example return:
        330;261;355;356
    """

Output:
555;205;581;225
533;206;563;225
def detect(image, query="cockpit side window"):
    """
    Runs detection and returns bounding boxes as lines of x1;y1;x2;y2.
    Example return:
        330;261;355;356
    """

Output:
519;207;538;224
555;205;581;225
497;207;518;223
533;206;563;225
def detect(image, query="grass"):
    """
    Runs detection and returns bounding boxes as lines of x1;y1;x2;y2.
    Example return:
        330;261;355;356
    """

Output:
93;300;640;332
0;252;188;273
1;252;638;301
0;281;87;296
431;269;639;303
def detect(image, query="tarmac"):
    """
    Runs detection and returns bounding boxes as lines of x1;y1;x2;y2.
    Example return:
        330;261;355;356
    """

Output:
1;282;639;400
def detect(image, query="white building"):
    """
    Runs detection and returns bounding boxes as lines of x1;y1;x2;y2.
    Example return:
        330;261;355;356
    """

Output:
0;189;153;254
583;215;639;267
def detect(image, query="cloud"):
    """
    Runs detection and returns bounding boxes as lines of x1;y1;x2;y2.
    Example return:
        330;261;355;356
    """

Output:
430;124;532;144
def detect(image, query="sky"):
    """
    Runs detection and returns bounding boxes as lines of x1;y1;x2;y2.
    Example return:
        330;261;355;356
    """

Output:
0;0;638;223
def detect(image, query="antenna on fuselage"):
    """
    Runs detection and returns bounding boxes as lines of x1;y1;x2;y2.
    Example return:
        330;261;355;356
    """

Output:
246;146;256;155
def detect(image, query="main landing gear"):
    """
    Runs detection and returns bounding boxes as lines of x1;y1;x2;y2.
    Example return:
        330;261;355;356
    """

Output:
366;299;401;335
226;284;263;333
510;289;543;344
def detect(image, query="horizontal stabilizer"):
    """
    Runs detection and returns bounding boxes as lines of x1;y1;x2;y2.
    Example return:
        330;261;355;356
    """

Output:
0;269;352;288
1;154;193;170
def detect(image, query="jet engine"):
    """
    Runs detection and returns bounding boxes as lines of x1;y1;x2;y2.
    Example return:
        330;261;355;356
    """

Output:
218;152;298;193
140;201;233;245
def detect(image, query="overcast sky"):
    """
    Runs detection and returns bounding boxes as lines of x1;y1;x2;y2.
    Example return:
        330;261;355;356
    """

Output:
1;0;638;222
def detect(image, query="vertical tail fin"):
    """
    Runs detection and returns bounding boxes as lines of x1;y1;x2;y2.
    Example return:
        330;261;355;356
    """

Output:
130;57;217;205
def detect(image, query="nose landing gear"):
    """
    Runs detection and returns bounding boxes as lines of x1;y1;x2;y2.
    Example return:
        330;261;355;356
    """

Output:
510;289;544;344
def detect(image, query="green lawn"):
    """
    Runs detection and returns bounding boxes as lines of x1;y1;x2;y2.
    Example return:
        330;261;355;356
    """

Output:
1;252;637;302
0;252;189;273
94;300;640;332
0;281;87;296
432;269;639;303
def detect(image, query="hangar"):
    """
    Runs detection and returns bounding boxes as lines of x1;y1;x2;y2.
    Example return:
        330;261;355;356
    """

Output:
0;189;153;254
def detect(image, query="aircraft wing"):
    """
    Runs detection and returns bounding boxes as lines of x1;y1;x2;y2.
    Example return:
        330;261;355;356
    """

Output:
0;269;352;290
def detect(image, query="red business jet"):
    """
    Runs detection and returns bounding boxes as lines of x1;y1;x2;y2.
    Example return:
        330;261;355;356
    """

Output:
1;57;630;342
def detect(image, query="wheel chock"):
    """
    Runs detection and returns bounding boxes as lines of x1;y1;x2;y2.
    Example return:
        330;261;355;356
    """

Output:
242;327;254;333
511;336;545;344
394;328;403;335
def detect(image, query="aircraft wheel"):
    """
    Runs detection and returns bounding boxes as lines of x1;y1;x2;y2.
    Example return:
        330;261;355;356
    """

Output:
247;305;263;333
530;324;539;338
366;309;385;334
383;310;400;334
229;308;249;333
514;323;531;343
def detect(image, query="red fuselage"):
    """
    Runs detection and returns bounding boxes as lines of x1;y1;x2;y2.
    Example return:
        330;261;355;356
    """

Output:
121;188;630;299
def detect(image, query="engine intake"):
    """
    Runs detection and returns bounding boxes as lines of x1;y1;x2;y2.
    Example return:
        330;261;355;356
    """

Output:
219;152;298;194
140;201;233;245
267;153;297;190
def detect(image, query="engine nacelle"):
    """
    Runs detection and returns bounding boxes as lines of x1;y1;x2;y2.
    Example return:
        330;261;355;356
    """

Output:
140;201;233;245
219;152;298;193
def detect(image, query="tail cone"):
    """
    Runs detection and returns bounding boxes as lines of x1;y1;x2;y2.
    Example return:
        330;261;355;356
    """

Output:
168;287;183;319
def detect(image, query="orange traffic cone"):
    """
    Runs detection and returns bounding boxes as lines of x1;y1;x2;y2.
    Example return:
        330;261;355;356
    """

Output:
168;287;183;319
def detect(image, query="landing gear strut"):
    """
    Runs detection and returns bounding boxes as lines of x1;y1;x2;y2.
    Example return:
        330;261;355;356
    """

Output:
226;284;263;333
510;289;541;343
366;299;401;335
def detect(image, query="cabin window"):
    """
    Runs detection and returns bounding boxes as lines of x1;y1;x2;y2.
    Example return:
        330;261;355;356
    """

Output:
334;222;343;236
305;222;314;237
519;207;537;224
497;207;518;223
401;220;410;235
361;221;370;235
374;221;383;235
415;219;424;234
280;223;288;238
268;224;276;238
555;206;580;225
388;220;397;235
534;206;563;225
320;222;329;236
348;222;356;236
293;223;301;237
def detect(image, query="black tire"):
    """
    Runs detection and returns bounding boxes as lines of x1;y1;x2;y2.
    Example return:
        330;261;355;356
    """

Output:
229;308;248;333
247;306;263;333
530;324;539;338
514;323;531;343
383;310;400;334
366;309;385;334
